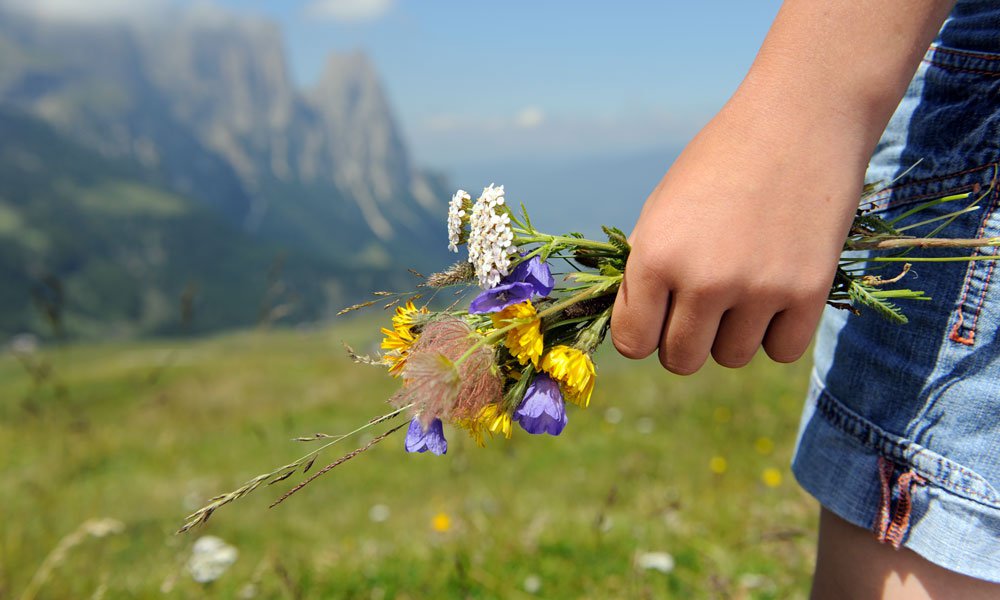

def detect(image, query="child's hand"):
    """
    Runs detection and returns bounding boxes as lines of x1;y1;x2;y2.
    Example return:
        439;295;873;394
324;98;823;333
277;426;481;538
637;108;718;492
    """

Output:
610;90;866;374
609;0;955;375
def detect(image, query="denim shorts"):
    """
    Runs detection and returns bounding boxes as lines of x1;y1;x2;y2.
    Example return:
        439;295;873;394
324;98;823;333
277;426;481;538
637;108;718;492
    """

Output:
792;2;1000;582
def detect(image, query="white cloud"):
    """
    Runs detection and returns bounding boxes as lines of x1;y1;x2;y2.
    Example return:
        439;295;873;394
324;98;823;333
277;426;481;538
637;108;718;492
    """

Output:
409;108;709;167
422;107;546;135
0;0;170;21
514;107;545;129
304;0;394;23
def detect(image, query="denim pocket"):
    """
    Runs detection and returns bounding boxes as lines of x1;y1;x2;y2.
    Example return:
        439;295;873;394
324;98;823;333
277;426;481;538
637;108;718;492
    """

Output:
863;164;1000;346
926;45;1000;77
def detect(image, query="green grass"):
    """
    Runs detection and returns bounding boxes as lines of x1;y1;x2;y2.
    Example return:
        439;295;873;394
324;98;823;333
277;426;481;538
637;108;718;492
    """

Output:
0;322;819;599
77;182;189;217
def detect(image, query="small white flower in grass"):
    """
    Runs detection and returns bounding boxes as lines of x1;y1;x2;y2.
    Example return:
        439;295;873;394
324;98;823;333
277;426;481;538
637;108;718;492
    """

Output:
447;189;470;252
9;333;39;355
523;574;542;594
369;503;391;523
467;184;516;288
187;535;238;584
635;551;675;574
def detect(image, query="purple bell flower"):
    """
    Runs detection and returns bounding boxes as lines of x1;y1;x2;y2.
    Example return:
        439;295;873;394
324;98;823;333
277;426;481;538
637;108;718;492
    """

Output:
469;281;535;313
468;256;554;314
509;255;555;296
405;417;448;455
513;373;567;436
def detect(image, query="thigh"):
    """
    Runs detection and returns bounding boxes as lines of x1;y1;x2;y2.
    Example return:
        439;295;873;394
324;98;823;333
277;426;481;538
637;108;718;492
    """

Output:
812;509;1000;600
811;509;1000;600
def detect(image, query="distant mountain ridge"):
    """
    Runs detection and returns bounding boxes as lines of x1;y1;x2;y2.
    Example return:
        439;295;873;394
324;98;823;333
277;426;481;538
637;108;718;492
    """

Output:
0;6;450;337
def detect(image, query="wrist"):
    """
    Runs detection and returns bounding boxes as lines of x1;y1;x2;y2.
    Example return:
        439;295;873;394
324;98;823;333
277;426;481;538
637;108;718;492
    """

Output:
728;0;955;160
732;59;896;162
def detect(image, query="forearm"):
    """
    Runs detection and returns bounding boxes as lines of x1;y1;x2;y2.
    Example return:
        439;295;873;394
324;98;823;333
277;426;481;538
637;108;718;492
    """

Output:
735;1;956;158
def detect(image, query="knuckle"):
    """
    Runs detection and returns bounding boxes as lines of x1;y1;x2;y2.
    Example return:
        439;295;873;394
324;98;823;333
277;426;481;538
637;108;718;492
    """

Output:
611;329;654;360
763;341;806;364
665;359;699;376
712;347;755;369
688;277;729;301
792;278;834;306
659;347;699;376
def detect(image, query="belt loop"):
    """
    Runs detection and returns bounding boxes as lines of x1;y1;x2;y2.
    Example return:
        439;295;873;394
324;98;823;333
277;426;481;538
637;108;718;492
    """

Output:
873;456;926;549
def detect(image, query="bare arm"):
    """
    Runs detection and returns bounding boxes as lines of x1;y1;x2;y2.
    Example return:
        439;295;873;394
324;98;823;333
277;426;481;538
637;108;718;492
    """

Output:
610;0;956;374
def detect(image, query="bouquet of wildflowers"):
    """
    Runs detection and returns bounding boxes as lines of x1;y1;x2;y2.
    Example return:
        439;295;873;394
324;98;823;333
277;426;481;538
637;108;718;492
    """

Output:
180;177;1000;533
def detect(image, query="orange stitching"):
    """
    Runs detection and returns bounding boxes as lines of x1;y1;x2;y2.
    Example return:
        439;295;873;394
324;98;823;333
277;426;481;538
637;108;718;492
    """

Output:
932;45;1000;61
874;458;927;549
922;57;1000;77
949;178;1000;345
874;457;895;542
885;470;927;549
949;312;974;345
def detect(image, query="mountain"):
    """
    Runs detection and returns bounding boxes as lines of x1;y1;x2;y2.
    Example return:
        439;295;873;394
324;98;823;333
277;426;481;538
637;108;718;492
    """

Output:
0;108;406;337
0;7;450;338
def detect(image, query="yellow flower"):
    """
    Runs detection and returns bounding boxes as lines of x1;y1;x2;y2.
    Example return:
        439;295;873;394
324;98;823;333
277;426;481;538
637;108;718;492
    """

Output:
709;456;728;475
480;403;513;439
541;345;596;407
457;402;513;446
754;437;775;456
380;302;428;378
762;468;783;488
381;326;415;377
491;301;543;367
431;512;451;532
392;301;427;337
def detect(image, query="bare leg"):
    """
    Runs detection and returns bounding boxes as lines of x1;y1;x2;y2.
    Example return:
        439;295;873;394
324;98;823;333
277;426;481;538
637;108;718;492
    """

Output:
810;508;1000;600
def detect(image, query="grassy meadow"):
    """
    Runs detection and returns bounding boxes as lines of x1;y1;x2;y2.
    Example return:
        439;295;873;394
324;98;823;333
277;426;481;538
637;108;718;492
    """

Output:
0;319;820;599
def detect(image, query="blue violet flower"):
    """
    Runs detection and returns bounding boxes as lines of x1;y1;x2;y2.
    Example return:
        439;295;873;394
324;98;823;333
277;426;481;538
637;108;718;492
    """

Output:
469;255;554;314
405;417;448;455
513;373;568;436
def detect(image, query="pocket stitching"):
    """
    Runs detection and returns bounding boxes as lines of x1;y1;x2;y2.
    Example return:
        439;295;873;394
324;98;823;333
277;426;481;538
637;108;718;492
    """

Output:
949;177;1000;345
863;163;994;214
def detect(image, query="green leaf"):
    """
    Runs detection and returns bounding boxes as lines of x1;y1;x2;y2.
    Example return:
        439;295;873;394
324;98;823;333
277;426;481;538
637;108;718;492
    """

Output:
520;202;534;231
601;225;632;256
847;280;908;324
851;213;900;236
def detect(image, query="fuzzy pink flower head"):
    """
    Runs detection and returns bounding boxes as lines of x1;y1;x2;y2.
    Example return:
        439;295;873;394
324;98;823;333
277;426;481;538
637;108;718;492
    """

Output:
392;316;502;425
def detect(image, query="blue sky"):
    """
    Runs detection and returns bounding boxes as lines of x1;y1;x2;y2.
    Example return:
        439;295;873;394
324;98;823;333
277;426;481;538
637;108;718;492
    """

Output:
223;0;785;167
4;0;785;168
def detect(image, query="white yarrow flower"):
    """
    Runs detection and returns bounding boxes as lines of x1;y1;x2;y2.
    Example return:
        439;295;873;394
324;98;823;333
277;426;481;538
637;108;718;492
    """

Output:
186;535;238;584
467;184;517;288
447;190;470;252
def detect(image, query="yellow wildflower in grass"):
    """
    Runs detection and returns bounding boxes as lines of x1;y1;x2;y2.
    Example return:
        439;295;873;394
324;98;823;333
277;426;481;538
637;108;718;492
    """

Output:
754;436;775;455
762;467;783;488
709;456;728;475
490;301;543;367
540;345;596;407
431;512;451;532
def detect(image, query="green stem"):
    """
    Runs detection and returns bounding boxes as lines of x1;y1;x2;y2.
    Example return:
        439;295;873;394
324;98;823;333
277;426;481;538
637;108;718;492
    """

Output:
847;237;1000;251
536;282;618;320
452;282;619;367
869;255;1000;263
514;232;619;252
